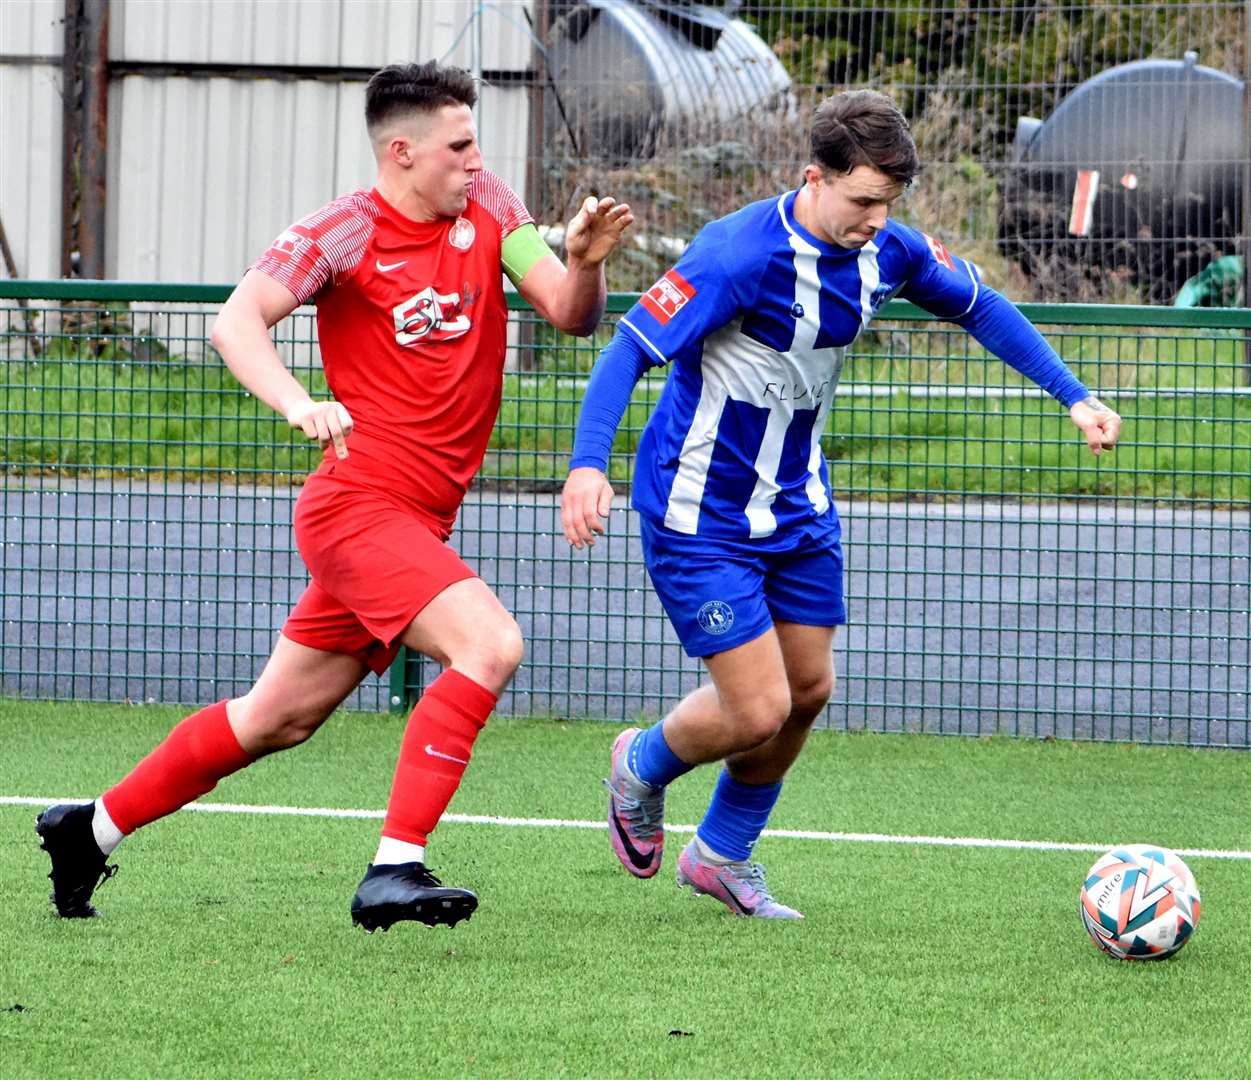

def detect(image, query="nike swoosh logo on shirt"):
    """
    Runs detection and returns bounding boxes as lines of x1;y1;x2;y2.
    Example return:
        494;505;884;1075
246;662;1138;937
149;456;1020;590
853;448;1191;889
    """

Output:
376;259;407;272
424;743;469;766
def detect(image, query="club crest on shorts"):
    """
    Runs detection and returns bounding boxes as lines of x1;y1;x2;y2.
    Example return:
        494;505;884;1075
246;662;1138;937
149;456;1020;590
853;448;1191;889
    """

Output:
448;217;475;251
697;600;734;635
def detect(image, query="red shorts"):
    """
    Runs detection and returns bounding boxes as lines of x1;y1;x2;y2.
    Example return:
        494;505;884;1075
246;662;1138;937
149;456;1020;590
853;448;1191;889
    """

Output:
283;472;477;674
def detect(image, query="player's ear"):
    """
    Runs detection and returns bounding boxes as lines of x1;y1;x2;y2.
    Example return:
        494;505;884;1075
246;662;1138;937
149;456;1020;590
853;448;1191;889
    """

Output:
802;163;824;189
387;136;413;168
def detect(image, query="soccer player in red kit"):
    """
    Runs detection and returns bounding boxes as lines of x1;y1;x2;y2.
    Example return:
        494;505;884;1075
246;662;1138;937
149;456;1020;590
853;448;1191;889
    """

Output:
35;61;633;932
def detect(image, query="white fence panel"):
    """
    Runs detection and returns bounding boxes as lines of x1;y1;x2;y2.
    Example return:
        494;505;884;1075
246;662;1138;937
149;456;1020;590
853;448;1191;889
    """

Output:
0;0;65;279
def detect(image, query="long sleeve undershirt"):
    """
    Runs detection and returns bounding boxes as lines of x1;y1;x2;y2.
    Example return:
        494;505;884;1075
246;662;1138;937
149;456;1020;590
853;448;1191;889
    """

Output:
569;287;1089;473
955;286;1088;407
569;330;656;472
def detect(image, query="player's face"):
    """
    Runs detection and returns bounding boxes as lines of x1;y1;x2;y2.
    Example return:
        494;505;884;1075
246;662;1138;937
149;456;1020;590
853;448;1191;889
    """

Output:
404;104;484;219
803;163;905;249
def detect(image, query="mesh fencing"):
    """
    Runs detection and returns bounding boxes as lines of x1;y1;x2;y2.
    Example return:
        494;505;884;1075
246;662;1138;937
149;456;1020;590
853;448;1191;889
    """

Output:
1;284;1246;745
534;0;1249;302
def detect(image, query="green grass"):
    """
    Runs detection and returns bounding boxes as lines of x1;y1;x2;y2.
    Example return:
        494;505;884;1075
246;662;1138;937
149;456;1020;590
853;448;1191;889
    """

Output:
2;700;1249;1079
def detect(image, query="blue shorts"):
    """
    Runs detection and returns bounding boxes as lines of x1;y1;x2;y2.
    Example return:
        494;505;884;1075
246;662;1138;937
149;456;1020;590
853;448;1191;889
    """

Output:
639;518;847;658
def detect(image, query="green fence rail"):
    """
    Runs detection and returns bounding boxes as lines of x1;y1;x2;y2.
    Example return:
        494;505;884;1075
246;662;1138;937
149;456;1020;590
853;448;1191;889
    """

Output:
1;281;1247;746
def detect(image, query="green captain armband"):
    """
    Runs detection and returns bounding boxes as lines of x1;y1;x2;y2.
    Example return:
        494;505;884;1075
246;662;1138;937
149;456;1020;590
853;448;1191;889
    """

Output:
501;223;553;287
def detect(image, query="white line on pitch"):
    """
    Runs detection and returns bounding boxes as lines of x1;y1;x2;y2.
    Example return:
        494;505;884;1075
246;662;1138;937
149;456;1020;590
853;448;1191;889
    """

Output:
4;795;1248;861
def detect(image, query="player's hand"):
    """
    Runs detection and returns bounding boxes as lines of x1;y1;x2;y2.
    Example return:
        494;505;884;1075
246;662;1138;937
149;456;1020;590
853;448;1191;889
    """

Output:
285;399;353;459
562;466;615;549
564;195;634;266
1069;395;1121;456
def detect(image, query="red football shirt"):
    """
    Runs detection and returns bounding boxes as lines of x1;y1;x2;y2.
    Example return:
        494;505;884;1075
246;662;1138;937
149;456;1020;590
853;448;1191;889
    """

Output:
251;171;532;536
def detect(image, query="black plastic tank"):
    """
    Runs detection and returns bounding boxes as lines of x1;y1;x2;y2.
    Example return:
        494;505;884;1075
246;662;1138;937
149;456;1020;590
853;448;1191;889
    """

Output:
998;54;1245;301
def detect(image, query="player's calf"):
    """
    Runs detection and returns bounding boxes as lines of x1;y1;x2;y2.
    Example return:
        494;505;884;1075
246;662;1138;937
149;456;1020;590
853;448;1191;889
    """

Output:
35;802;119;919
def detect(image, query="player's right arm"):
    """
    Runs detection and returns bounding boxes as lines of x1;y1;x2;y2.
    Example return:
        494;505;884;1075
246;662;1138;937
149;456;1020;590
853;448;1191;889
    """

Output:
211;270;352;460
561;222;746;548
561;330;655;548
896;226;1119;455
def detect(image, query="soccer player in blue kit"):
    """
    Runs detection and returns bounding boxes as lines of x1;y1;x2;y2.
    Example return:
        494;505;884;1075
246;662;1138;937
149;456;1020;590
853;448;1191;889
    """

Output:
560;90;1122;919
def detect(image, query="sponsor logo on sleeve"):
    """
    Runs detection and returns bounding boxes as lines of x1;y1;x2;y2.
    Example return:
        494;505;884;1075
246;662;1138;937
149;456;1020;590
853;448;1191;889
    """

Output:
639;269;696;324
273;229;311;259
922;232;956;272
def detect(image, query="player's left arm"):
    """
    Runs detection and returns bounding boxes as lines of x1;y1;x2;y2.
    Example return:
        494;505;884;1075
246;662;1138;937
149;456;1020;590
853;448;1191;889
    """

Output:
956;289;1121;456
898;227;1120;456
510;196;634;337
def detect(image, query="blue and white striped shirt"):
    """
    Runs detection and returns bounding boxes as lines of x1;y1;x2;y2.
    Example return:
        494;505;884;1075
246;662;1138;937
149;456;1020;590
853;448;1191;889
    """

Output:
574;189;1086;542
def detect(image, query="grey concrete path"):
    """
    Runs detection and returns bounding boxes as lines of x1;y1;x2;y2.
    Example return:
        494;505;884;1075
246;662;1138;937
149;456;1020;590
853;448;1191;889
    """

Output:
2;478;1246;745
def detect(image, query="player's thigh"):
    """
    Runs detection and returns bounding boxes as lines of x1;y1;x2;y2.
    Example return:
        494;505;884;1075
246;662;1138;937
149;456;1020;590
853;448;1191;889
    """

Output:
400;577;523;690
639;519;774;659
229;633;369;750
775;621;839;711
763;533;843;712
702;628;792;727
763;531;847;635
294;477;479;653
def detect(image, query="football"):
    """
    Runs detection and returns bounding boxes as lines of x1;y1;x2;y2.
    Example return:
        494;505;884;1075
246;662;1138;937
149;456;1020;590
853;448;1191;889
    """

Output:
1079;844;1201;960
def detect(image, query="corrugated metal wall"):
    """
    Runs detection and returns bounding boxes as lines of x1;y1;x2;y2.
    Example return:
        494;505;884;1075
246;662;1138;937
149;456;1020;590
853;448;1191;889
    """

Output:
1;0;534;283
0;0;65;280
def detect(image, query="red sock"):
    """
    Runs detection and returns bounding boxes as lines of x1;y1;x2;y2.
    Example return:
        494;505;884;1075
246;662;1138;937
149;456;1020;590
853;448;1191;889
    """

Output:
382;669;497;847
101;701;254;835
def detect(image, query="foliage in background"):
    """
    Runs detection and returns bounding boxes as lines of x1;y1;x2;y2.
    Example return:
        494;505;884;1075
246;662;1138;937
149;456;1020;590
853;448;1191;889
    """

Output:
740;0;1245;152
540;1;1247;301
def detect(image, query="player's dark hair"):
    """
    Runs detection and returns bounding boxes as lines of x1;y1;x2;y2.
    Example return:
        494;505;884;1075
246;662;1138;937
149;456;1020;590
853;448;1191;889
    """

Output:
810;90;921;185
365;61;478;137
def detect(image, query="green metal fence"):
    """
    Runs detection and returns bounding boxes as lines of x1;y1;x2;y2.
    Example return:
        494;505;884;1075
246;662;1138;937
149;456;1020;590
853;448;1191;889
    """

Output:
1;281;1247;746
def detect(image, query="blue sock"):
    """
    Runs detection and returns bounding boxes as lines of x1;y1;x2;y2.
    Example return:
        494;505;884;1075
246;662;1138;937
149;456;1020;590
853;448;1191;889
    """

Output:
627;722;693;789
696;771;783;862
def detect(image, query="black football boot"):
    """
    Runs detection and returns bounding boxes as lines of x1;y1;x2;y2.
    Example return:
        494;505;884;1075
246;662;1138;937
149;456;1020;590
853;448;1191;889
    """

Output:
35;803;118;918
350;862;477;932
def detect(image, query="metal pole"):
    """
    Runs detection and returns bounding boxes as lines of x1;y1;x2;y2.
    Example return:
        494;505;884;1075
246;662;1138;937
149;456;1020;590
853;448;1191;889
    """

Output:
60;0;82;277
519;0;551;372
1243;0;1251;383
525;0;550;219
78;0;109;279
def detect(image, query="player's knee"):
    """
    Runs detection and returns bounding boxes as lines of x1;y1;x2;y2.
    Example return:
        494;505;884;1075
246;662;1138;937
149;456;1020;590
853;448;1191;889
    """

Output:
732;686;793;749
231;696;326;755
457;615;524;691
264;718;319;751
485;615;524;677
790;669;834;721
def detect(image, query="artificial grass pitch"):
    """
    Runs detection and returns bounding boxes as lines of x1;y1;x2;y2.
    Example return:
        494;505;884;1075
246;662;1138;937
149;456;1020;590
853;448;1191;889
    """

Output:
2;700;1248;1079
